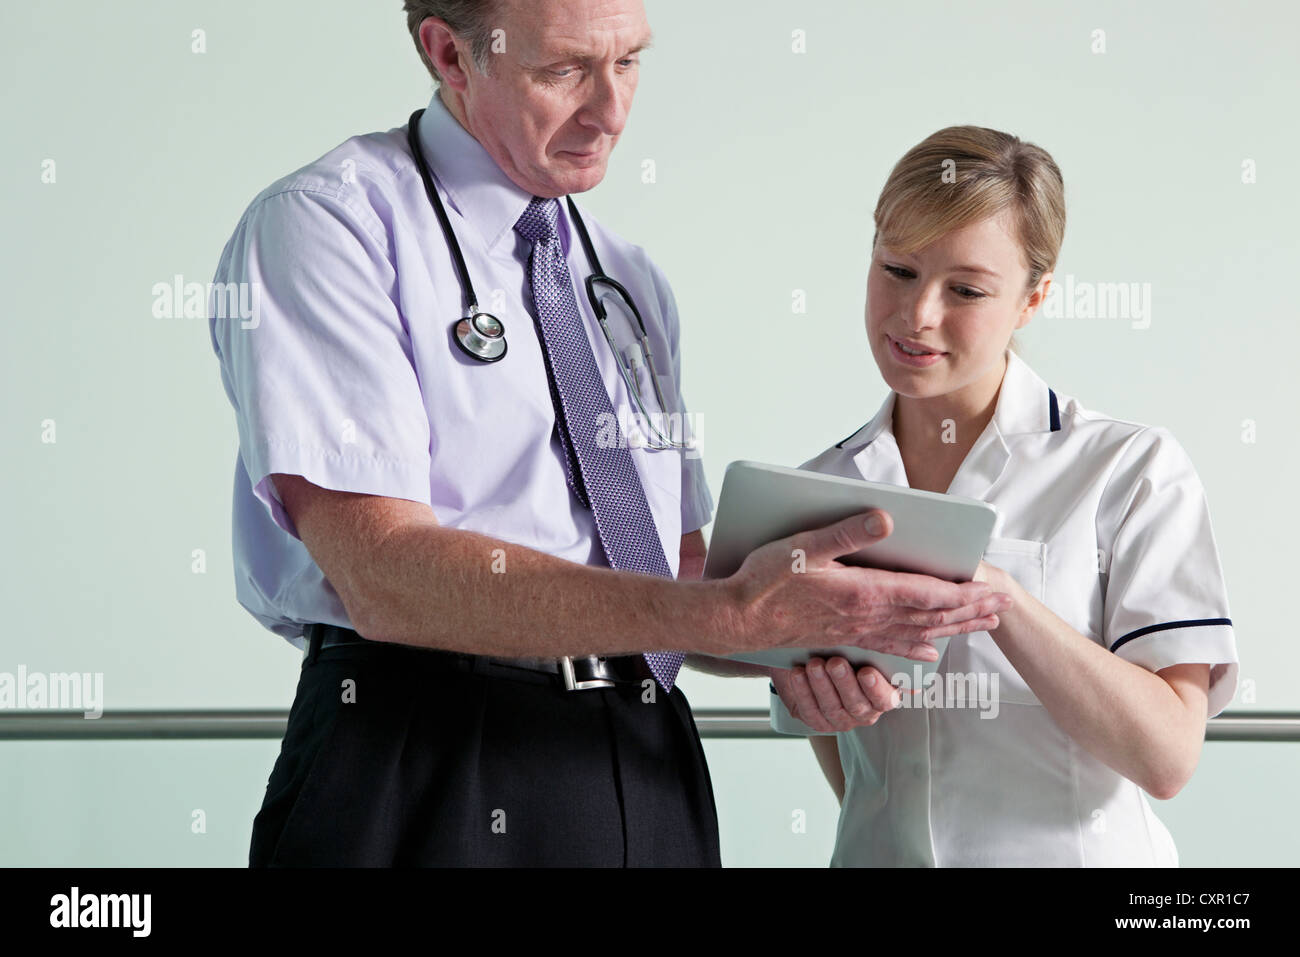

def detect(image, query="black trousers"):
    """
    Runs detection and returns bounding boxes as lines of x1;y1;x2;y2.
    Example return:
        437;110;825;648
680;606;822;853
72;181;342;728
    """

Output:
249;631;722;867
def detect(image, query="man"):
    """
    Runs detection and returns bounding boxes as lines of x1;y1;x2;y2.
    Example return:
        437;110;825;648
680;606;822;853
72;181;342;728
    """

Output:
207;0;1009;866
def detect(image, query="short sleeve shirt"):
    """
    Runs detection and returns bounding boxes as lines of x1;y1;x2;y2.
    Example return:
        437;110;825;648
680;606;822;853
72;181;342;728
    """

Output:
770;349;1238;866
208;92;713;648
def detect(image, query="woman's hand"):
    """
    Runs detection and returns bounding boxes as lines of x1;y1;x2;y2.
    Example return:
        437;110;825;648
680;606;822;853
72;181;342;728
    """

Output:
972;559;1007;588
972;561;1020;633
770;569;1012;732
772;655;903;732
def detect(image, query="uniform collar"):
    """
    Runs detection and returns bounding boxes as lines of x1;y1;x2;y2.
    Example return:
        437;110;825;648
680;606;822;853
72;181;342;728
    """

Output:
838;349;1061;498
414;90;558;254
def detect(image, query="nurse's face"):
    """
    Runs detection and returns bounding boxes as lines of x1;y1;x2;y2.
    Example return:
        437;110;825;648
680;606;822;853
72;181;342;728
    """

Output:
429;0;651;199
866;210;1051;401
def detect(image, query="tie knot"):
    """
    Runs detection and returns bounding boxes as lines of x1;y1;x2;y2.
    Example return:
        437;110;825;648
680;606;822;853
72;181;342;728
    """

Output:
514;196;560;243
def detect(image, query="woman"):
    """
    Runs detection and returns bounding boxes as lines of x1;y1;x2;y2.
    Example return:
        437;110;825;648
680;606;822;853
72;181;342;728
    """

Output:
768;126;1238;867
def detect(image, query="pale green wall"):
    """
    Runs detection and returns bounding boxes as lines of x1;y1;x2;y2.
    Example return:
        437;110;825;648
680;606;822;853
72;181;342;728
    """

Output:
2;0;1296;865
2;740;1294;866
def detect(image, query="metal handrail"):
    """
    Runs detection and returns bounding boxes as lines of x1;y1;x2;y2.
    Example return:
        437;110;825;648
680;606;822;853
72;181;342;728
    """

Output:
1;710;1296;741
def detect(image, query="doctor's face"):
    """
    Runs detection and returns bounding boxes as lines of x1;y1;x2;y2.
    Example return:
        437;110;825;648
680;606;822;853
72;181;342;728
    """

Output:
866;210;1051;403
436;0;650;198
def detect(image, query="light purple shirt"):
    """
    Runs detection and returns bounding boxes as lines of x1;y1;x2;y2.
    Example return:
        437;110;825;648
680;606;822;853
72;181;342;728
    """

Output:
208;91;713;648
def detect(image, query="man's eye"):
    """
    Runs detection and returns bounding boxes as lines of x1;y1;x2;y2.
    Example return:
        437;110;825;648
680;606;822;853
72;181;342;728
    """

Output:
542;65;581;80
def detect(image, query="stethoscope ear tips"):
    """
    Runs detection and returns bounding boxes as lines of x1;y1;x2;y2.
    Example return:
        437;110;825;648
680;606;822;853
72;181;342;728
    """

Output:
454;312;507;362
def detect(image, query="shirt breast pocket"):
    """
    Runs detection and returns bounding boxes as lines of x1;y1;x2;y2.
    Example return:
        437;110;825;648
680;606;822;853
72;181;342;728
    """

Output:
945;536;1047;706
623;363;684;451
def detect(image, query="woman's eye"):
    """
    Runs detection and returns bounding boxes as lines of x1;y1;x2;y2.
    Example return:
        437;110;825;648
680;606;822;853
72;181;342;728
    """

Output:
881;265;985;300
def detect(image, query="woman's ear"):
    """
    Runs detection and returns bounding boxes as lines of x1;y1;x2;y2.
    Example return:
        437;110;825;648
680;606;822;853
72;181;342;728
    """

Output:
1017;271;1053;329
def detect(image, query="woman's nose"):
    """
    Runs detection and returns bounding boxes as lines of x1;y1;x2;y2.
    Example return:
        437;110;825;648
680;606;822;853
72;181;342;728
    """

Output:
905;287;943;330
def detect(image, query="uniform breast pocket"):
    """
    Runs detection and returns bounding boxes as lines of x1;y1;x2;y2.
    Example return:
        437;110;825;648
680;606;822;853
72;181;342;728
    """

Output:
626;365;683;442
945;536;1047;706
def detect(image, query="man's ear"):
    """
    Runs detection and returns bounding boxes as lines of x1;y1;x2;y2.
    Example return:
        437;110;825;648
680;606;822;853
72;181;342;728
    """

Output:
419;17;471;92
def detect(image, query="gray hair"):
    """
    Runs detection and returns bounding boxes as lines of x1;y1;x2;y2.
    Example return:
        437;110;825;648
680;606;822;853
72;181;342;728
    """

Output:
403;0;500;84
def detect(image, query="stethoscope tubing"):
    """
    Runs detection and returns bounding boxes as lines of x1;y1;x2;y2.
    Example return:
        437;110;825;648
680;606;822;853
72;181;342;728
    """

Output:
406;107;688;449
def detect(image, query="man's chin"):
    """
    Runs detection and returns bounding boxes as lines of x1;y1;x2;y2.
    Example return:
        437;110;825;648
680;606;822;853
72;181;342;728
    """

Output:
552;162;608;195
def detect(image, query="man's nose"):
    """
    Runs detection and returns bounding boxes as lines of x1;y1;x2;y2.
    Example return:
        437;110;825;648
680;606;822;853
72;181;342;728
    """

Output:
579;68;630;136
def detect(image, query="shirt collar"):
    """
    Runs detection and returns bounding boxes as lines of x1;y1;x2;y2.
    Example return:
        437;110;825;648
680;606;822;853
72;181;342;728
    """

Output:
837;349;1059;453
838;349;1060;499
414;90;546;254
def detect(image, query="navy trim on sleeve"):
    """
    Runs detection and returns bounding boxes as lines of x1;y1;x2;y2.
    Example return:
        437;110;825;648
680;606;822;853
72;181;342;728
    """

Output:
769;682;778;695
1048;388;1061;432
1110;617;1232;653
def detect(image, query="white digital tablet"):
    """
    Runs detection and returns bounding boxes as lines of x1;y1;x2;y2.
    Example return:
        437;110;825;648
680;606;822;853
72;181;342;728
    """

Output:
702;460;998;672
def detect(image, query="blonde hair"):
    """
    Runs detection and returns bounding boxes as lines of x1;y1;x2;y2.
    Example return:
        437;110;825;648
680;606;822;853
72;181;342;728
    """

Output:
872;126;1066;352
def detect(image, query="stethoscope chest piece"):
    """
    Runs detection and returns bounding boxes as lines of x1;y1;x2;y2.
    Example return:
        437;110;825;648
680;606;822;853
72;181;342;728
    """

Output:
454;311;507;362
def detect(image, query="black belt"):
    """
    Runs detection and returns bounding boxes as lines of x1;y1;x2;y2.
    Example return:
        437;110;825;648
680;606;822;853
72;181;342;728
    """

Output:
305;623;654;692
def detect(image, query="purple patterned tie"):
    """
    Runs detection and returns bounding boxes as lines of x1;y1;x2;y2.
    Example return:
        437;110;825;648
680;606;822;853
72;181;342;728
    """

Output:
514;196;684;692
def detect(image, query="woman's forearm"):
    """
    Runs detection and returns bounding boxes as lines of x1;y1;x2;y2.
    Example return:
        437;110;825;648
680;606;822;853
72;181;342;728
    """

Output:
985;568;1207;799
809;735;845;804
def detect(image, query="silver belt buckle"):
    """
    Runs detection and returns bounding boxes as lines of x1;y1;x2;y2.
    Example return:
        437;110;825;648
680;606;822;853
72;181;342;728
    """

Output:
558;655;615;691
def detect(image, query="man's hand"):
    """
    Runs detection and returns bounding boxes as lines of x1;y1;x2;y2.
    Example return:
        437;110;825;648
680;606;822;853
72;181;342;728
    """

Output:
721;509;1012;660
772;655;903;733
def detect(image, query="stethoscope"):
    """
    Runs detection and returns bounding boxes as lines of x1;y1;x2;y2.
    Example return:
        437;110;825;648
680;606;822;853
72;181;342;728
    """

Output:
406;108;690;451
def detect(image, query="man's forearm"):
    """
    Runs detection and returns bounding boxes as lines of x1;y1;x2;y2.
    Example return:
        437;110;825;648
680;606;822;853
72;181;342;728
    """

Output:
678;531;772;678
684;653;773;678
353;519;741;659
